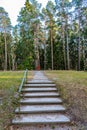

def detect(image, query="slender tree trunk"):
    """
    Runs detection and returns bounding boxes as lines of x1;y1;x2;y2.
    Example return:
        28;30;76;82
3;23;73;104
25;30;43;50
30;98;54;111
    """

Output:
62;0;66;70
34;25;40;70
82;36;86;70
62;25;66;70
44;21;47;70
44;42;46;70
8;53;11;70
44;28;46;70
66;16;70;70
66;31;70;70
34;31;37;69
4;31;7;70
12;54;15;71
50;19;54;70
78;8;81;71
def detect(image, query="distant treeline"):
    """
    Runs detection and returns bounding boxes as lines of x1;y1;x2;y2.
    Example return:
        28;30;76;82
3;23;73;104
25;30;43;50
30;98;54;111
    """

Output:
0;0;87;70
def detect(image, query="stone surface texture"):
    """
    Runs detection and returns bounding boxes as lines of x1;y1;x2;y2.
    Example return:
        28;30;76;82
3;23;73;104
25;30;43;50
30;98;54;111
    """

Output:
12;71;70;129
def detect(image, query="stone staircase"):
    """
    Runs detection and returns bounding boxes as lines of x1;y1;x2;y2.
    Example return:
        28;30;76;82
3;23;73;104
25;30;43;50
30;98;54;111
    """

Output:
12;71;70;126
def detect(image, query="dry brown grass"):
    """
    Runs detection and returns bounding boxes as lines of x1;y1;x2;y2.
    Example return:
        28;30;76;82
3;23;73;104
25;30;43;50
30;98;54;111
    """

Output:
45;71;87;129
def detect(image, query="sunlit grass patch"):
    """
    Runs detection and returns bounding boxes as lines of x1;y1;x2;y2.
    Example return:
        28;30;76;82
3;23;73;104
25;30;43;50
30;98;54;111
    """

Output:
0;71;24;90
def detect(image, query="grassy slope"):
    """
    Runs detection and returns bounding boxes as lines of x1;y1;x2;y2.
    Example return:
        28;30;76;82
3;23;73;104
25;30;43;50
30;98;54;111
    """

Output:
0;71;24;88
0;71;24;129
45;71;87;127
0;71;33;129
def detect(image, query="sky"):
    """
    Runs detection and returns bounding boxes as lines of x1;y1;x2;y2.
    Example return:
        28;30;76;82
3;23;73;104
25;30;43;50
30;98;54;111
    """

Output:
0;0;52;26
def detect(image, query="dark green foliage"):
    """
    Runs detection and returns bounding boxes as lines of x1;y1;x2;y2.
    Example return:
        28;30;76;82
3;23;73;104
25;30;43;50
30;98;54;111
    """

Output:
0;7;12;70
0;0;87;70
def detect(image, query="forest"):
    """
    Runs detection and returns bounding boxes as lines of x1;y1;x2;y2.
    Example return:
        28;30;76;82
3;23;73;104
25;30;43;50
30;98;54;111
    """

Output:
0;0;87;71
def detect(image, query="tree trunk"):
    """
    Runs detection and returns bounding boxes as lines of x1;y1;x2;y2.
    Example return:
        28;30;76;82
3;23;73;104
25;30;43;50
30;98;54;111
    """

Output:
50;19;54;70
66;31;70;70
66;16;70;70
62;25;66;70
8;53;11;70
78;8;81;71
34;25;40;70
82;36;86;70
12;54;15;71
4;31;7;70
62;0;66;70
44;38;46;70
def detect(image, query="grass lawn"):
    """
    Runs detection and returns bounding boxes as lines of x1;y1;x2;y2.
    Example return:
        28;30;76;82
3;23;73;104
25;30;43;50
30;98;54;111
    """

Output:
0;70;33;129
0;70;87;129
45;71;87;128
0;71;33;96
0;71;24;96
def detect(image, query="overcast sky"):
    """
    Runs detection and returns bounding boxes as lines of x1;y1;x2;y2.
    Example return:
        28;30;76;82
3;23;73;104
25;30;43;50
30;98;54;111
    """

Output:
0;0;53;26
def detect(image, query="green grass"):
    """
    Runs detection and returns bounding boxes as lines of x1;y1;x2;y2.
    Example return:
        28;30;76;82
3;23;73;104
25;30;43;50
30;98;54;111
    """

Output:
0;70;34;94
0;71;24;89
45;70;87;84
0;71;25;129
45;71;87;128
0;70;33;129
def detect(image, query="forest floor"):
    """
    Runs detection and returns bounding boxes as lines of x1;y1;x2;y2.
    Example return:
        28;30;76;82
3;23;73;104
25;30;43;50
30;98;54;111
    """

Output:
45;70;87;130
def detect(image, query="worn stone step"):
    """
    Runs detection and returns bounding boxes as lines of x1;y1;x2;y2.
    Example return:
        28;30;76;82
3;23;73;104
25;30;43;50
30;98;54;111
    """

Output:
24;84;56;87
21;92;60;97
15;104;66;114
22;87;57;92
27;80;53;84
19;97;63;105
12;113;70;125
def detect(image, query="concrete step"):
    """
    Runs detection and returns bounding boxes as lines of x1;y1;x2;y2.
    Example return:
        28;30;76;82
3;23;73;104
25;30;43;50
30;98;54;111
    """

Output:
24;84;56;87
27;80;53;84
21;92;60;97
12;113;70;125
22;87;57;92
19;97;63;105
15;104;66;114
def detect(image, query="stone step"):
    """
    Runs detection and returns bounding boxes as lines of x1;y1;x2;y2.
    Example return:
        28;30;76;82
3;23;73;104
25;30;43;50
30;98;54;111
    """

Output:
24;84;56;87
12;113;70;125
19;97;63;105
27;80;53;84
15;104;66;114
21;92;60;97
22;87;57;92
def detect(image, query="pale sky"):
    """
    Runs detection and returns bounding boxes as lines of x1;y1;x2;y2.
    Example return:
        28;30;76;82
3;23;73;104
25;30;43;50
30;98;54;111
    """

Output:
0;0;52;26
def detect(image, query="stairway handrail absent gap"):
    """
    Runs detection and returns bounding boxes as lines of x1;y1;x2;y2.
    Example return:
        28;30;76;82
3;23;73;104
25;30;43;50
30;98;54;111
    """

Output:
18;69;28;93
